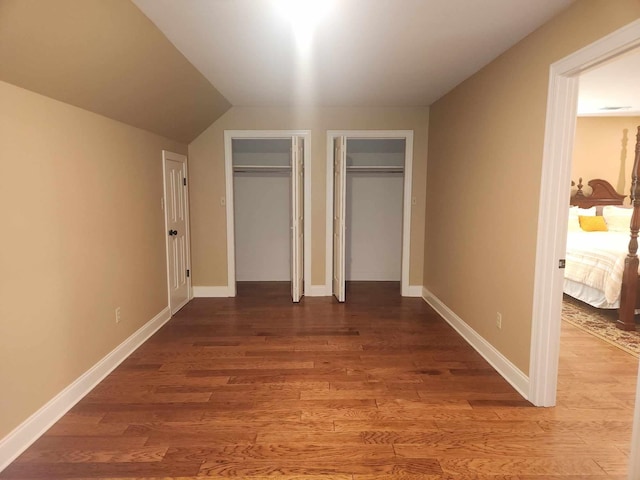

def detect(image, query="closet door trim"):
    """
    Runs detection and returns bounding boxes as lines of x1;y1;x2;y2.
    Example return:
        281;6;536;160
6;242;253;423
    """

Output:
325;130;414;296
223;130;311;296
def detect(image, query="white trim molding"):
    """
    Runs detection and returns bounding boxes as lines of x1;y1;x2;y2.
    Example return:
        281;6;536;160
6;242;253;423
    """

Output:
405;285;423;297
423;288;529;399
192;286;234;297
0;306;172;473
325;130;415;297
530;19;640;408
308;285;331;297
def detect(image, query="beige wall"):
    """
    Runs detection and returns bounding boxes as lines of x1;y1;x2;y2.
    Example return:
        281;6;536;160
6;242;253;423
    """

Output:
0;81;185;438
424;0;640;374
572;116;640;199
188;106;429;288
0;0;231;143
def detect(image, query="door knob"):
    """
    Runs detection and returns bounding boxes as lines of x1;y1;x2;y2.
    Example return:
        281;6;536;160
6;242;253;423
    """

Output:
168;229;178;236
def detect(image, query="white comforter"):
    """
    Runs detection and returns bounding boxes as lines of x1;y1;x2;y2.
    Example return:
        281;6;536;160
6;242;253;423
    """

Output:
564;230;634;304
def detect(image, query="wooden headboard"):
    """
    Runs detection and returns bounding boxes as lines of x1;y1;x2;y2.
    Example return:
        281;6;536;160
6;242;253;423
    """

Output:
570;178;626;208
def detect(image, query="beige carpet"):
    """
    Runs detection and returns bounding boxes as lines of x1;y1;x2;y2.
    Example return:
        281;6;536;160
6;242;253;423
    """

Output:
562;295;640;358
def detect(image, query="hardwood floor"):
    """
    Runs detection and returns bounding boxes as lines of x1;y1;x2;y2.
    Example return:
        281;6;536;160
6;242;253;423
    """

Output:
1;281;637;479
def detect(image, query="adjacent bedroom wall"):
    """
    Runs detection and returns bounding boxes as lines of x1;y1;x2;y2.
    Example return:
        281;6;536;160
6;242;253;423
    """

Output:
572;116;640;200
0;80;185;439
0;0;230;143
424;0;640;375
188;107;429;290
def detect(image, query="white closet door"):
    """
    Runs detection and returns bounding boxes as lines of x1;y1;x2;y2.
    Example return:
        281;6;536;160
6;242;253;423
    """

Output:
291;136;304;303
333;136;347;302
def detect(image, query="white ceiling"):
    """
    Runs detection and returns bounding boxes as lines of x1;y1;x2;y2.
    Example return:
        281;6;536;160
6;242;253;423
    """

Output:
132;0;574;107
578;48;640;116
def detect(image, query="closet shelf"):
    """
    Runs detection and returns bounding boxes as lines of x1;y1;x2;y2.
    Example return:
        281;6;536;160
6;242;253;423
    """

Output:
346;165;404;173
233;165;291;173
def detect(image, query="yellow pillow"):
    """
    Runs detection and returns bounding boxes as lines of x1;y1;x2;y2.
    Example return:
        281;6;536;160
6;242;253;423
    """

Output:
579;215;608;232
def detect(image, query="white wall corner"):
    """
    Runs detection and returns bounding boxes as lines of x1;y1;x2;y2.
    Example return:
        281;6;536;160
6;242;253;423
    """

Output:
192;286;233;297
421;287;530;400
0;306;172;473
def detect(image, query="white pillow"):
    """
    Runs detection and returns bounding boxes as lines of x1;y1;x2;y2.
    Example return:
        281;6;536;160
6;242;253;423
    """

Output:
568;206;595;231
603;205;633;232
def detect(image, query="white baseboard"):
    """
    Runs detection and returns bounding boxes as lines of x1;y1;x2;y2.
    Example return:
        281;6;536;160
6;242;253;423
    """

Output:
306;284;421;297
403;285;423;297
308;284;331;297
0;306;171;473
192;285;233;297
421;287;530;399
194;285;332;298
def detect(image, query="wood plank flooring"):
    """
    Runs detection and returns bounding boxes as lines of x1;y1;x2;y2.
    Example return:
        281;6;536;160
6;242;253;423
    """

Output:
1;281;637;479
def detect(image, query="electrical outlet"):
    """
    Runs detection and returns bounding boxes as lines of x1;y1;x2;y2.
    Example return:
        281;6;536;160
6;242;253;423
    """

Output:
115;307;121;324
496;312;502;329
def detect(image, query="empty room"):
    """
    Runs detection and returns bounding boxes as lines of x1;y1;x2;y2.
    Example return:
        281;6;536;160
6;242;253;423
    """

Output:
2;0;640;478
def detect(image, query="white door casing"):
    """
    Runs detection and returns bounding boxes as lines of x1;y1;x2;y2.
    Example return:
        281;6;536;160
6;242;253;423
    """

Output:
223;130;312;300
528;19;640;479
326;130;414;297
291;136;304;302
333;136;347;302
163;151;191;314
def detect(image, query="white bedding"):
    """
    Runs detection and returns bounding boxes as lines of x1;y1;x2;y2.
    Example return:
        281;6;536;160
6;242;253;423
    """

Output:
564;230;633;308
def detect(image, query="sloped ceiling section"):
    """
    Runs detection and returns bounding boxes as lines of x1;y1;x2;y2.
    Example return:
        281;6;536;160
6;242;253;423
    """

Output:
0;0;231;143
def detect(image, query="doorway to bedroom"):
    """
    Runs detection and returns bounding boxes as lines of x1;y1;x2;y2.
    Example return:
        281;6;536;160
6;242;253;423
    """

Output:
531;22;640;477
564;48;640;342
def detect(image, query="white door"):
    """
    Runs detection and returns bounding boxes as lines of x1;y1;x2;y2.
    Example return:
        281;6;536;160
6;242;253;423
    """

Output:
163;151;190;314
333;136;347;302
291;137;304;302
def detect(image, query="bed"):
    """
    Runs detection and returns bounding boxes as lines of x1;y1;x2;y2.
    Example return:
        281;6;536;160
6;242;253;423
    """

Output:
566;153;640;331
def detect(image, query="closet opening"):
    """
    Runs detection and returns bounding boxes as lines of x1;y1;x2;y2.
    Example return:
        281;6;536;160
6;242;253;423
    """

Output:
329;132;413;302
224;131;310;303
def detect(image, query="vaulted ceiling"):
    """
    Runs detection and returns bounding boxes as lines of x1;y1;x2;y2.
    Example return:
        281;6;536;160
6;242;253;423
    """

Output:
1;0;581;142
133;0;575;107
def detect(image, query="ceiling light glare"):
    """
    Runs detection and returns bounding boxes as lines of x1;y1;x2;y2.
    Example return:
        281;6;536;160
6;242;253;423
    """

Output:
274;0;334;50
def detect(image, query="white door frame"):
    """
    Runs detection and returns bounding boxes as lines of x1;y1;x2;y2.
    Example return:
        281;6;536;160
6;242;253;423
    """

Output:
326;130;414;296
529;19;640;477
224;130;312;296
162;150;192;312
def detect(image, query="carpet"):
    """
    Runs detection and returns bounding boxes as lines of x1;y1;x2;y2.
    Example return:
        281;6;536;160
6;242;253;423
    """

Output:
562;295;640;358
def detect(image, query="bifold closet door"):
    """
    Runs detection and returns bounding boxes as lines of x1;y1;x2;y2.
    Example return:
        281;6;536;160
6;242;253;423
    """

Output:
291;137;304;303
333;136;347;302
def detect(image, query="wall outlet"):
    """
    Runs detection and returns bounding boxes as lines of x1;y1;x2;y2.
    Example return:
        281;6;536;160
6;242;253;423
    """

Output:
496;312;502;329
115;307;121;324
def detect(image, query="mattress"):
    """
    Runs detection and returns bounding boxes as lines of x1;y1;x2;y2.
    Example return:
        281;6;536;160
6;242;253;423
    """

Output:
563;230;633;308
